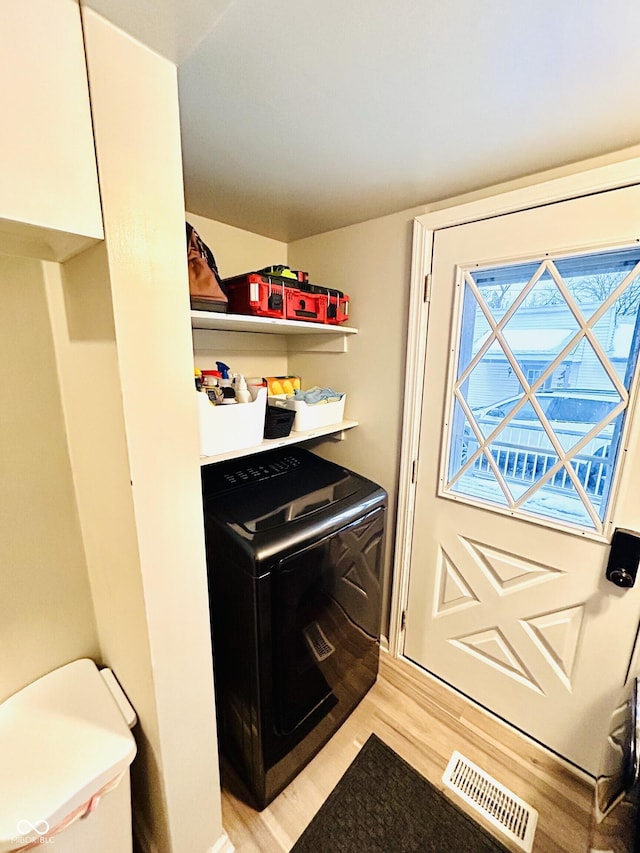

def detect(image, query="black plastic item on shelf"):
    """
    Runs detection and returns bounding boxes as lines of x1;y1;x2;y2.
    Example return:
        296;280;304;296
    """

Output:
264;405;295;439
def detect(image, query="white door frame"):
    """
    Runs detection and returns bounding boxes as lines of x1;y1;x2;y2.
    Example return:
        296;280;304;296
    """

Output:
389;151;640;657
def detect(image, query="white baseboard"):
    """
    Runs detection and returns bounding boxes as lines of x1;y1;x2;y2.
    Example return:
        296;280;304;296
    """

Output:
208;831;235;853
134;808;234;853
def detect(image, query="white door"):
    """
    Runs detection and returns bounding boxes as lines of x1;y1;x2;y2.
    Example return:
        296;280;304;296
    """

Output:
404;185;640;774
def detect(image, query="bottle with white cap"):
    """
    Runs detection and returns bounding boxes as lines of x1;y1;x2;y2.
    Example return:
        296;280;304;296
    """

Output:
235;374;252;404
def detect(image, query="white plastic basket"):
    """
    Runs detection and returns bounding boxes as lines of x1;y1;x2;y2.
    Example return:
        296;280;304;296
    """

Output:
198;387;267;456
268;393;346;432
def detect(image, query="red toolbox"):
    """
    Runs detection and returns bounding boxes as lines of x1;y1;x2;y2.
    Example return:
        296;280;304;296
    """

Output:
285;281;349;325
308;283;350;325
285;285;328;323
223;272;287;319
222;272;350;325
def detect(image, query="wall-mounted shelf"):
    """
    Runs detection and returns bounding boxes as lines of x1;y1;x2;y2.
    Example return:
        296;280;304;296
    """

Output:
193;311;359;461
199;419;358;466
191;310;357;345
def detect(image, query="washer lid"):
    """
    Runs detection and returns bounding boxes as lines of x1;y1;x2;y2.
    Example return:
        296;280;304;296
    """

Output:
202;447;361;533
0;658;136;852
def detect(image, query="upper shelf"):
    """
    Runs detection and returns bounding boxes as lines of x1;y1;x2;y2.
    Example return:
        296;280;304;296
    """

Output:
190;310;358;352
190;310;358;336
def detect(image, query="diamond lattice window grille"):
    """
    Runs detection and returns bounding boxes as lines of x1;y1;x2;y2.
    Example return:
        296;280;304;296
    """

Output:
444;248;640;533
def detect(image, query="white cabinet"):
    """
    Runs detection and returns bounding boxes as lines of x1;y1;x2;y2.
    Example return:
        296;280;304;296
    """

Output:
191;311;359;464
0;0;103;261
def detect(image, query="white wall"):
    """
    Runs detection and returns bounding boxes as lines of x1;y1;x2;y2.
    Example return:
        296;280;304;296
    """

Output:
186;211;287;278
0;254;99;703
43;245;168;847
288;210;420;630
82;11;223;852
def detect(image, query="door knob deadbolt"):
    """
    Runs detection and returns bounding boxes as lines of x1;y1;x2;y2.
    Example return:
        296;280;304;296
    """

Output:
606;529;640;589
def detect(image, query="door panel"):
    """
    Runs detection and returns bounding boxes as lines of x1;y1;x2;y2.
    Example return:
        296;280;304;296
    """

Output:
404;185;640;774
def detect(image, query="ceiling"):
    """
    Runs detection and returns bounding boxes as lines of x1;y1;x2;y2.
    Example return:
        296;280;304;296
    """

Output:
85;1;640;242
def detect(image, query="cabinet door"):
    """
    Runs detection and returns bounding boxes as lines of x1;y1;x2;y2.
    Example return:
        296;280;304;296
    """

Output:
0;0;103;259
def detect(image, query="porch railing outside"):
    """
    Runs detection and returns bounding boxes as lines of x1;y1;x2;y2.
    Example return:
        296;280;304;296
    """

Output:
462;435;609;499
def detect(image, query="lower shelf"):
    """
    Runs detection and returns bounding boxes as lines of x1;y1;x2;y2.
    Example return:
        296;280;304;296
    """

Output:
199;419;358;466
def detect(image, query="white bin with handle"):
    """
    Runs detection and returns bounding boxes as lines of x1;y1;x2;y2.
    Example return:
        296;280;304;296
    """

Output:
0;658;137;853
198;386;267;456
268;392;346;432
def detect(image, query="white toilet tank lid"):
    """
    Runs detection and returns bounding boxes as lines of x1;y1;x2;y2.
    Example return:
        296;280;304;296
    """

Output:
0;658;137;852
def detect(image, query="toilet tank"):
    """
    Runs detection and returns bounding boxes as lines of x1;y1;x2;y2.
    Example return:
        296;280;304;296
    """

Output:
0;659;137;853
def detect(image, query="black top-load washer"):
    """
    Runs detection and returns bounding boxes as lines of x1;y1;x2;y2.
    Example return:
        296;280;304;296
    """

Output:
201;447;387;809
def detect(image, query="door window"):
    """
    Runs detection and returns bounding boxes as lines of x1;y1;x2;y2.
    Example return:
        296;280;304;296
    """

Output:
445;246;640;533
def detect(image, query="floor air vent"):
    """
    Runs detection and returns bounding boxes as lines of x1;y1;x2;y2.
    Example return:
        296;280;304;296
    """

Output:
442;751;538;853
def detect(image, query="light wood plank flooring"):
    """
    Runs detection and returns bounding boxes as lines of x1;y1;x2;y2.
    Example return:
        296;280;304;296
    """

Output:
221;653;593;852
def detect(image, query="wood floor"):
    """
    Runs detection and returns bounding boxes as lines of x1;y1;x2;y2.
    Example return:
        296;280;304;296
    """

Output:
220;653;594;852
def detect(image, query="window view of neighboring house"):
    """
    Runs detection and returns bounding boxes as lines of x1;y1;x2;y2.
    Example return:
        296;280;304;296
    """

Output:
446;247;640;532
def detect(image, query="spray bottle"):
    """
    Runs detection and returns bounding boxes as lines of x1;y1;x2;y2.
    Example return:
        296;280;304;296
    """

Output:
216;361;237;404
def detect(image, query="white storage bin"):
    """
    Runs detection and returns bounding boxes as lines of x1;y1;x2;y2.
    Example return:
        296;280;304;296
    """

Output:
198;386;267;456
269;393;346;432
